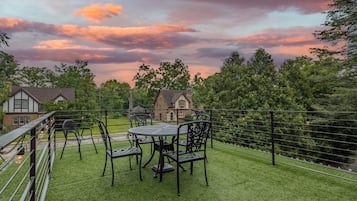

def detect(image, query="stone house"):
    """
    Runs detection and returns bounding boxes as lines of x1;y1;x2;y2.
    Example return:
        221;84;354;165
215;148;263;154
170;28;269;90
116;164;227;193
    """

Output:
153;89;192;122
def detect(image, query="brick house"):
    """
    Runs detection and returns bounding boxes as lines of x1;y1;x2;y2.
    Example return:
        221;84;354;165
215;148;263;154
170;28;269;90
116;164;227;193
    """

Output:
2;86;75;130
153;89;192;122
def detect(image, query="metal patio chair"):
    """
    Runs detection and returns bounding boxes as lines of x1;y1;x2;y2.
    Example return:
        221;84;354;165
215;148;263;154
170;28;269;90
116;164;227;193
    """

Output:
162;120;212;195
97;119;142;186
60;119;82;160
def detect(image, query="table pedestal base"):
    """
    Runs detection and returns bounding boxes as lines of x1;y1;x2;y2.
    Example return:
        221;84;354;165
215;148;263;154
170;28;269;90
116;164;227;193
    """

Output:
152;163;174;174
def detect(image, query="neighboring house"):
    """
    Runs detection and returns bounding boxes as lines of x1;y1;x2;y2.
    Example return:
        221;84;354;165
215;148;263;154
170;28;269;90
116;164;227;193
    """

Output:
2;86;75;130
131;105;147;114
153;89;192;122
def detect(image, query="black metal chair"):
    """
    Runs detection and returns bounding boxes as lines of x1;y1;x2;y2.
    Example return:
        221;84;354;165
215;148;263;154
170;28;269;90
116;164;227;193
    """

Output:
128;114;155;165
162;120;211;195
129;114;154;148
177;111;210;147
97;119;142;186
60;119;82;160
78;116;97;154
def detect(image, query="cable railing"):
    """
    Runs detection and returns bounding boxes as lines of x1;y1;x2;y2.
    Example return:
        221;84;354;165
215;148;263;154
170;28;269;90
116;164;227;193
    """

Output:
208;109;357;183
0;111;56;201
0;109;356;201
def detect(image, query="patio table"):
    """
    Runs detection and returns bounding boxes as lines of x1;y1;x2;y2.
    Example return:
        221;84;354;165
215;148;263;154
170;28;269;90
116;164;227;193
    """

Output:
128;124;186;176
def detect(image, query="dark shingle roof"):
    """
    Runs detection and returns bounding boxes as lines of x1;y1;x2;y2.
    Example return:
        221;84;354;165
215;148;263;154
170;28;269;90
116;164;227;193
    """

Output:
11;86;75;103
157;89;191;107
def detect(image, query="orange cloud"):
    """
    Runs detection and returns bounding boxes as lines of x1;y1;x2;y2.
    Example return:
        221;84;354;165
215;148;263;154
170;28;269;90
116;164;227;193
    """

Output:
33;39;114;51
235;27;319;48
73;3;123;23
0;17;197;50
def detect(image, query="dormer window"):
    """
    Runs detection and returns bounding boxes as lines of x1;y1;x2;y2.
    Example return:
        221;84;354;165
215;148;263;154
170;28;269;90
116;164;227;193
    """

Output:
14;99;29;109
179;100;186;108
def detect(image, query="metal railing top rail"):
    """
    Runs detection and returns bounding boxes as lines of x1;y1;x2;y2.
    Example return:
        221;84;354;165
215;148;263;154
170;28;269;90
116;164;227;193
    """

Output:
0;111;56;151
208;109;357;114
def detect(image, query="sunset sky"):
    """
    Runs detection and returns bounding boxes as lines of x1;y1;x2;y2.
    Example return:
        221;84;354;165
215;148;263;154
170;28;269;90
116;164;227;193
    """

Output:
0;0;330;87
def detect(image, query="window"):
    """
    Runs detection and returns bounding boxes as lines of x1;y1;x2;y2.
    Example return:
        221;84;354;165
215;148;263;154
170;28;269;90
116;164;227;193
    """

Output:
179;112;184;118
178;100;186;108
13;116;30;125
14;99;29;109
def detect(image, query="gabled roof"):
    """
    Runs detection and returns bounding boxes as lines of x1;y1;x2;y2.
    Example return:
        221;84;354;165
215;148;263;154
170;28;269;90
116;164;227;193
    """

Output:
10;86;75;103
155;89;191;107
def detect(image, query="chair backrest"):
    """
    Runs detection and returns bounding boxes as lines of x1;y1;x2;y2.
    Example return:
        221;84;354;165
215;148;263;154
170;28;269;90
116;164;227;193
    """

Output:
178;120;211;153
79;115;93;128
97;119;113;151
193;111;210;121
62;119;78;134
129;113;152;127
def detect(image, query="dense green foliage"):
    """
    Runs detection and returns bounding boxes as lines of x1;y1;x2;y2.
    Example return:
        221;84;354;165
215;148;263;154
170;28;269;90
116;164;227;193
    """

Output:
0;33;17;124
14;66;53;87
313;0;357;59
98;80;130;112
133;58;191;106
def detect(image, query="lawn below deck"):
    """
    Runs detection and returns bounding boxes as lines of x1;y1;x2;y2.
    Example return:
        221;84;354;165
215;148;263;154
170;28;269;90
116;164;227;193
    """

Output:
46;140;357;201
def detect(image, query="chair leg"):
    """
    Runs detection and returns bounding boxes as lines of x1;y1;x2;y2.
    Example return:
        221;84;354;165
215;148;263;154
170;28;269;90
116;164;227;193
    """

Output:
111;158;115;186
177;162;180;196
60;136;67;159
75;133;82;160
89;128;98;153
190;161;193;175
102;154;108;176
139;154;143;181
204;158;208;186
129;156;133;170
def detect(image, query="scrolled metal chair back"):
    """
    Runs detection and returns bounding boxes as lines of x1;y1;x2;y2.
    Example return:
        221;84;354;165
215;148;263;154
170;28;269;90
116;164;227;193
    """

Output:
181;120;211;152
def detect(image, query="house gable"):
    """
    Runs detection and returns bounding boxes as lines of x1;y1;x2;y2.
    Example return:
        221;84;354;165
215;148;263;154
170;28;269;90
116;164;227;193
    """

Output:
2;86;75;130
153;89;192;122
3;89;40;113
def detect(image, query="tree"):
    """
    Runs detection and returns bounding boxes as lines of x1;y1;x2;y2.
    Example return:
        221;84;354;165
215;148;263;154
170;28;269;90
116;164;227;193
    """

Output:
0;32;10;47
313;0;357;59
0;32;17;123
98;80;130;111
52;60;99;110
0;52;17;104
278;56;314;109
15;66;54;87
133;59;191;105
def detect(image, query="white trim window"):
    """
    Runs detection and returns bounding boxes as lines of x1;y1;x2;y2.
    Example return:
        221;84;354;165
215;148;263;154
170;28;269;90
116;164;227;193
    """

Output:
178;100;186;108
13;116;30;125
14;99;29;109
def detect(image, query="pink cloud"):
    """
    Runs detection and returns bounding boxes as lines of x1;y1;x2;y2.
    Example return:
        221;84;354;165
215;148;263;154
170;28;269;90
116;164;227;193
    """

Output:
233;27;322;48
73;3;123;23
0;18;198;50
182;0;329;13
33;39;114;51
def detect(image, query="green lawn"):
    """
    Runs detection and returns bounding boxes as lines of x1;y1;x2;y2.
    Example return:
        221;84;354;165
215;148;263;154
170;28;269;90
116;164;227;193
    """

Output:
45;141;357;201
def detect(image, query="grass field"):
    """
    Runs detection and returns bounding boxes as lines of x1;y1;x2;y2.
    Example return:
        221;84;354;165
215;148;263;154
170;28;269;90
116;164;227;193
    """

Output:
45;141;357;201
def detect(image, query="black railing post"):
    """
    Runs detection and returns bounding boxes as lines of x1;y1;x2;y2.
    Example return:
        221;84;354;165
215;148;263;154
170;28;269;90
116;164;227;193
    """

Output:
176;109;179;125
47;122;52;177
209;110;213;148
30;128;36;201
105;110;108;126
270;111;275;166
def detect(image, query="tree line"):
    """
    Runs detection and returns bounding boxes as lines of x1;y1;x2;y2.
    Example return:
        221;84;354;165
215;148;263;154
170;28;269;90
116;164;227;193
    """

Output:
0;0;356;115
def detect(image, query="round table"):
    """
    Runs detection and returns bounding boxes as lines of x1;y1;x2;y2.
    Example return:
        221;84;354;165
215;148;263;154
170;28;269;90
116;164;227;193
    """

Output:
128;124;186;175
